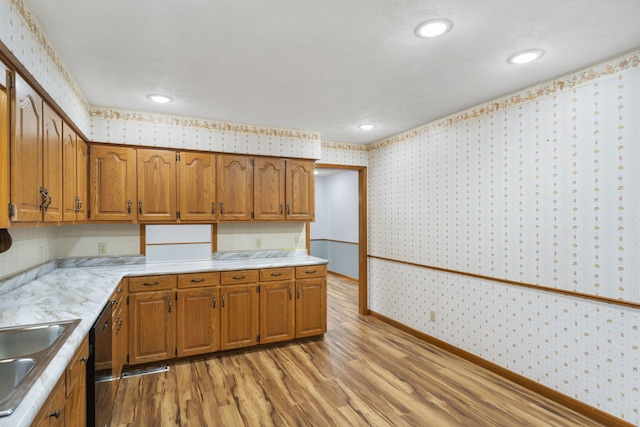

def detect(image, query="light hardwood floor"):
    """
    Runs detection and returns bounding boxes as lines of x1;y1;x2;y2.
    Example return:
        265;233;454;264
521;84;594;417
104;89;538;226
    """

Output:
111;275;602;427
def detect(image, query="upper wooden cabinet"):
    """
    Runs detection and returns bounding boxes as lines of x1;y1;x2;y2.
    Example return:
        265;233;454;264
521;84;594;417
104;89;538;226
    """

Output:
217;154;253;221
254;157;285;221
137;148;177;222
9;75;71;224
62;124;88;222
177;151;217;221
286;159;315;221
0;69;9;229
89;145;137;221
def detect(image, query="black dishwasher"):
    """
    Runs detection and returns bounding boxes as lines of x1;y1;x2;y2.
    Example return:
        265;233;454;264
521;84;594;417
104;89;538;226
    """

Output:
87;302;112;427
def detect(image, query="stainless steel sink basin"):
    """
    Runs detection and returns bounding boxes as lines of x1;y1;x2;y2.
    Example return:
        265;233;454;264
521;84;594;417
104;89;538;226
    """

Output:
0;319;81;417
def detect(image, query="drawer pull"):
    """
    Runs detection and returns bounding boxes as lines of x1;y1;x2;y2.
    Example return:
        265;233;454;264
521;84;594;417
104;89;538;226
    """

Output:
270;273;282;277
305;270;317;274
49;409;61;419
289;288;293;300
80;356;88;364
190;278;206;283
232;275;246;280
143;281;160;286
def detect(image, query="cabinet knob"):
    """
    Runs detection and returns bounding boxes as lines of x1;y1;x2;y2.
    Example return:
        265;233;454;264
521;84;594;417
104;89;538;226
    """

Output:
80;356;88;364
49;409;61;419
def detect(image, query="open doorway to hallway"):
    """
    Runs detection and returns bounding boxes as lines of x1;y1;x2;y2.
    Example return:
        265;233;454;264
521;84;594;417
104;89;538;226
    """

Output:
310;164;367;315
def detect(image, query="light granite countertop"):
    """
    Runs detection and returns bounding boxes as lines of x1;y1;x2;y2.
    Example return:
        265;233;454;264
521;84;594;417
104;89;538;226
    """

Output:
0;252;328;427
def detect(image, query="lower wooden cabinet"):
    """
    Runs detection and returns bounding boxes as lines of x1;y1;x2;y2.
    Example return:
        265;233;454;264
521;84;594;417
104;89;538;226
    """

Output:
111;282;127;401
220;284;259;351
177;287;220;357
32;336;89;427
125;265;326;366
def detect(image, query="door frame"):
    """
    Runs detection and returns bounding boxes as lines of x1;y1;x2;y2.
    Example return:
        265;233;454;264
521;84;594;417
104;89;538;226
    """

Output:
309;164;367;315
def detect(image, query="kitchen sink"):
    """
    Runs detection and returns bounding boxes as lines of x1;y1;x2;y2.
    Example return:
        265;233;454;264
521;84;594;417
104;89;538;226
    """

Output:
0;319;81;417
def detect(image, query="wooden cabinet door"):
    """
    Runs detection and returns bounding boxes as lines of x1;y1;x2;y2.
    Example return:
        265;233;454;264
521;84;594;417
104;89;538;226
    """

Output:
178;152;216;221
65;338;88;427
177;287;220;357
33;376;65;427
42;103;63;222
254;157;285;221
10;73;42;222
295;277;327;338
260;281;295;344
0;71;9;229
220;284;258;350
62;122;77;222
128;290;176;365
217;154;253;221
75;138;88;221
137;148;177;222
89;145;136;221
285;159;315;221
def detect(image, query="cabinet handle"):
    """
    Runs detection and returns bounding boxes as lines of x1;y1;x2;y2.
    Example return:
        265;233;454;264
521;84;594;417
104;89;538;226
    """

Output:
232;275;246;280
118;287;124;293
221;294;225;308
44;190;52;209
280;203;284;215
80;356;88;364
305;270;317;274
74;196;80;212
212;295;217;308
127;200;133;214
287;203;291;215
111;299;118;307
49;409;61;419
168;298;173;313
39;187;46;211
289;288;293;300
211;201;216;215
270;273;282;277
219;201;224;214
138;200;143;214
297;286;301;299
190;278;206;283
143;281;160;286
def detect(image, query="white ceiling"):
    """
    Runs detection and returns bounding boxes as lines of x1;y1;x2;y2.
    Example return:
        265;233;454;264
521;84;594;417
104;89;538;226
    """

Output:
23;0;640;144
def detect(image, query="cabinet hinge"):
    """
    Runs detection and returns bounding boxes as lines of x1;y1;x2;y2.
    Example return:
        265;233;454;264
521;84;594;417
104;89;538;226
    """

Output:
257;335;260;343
176;152;180;161
8;203;15;218
175;348;178;356
251;211;254;219
177;211;180;220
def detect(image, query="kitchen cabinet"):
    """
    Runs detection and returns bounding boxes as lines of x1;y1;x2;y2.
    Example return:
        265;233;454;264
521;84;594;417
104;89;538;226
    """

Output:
254;157;285;221
295;266;327;338
64;338;88;427
259;268;295;344
177;272;220;357
0;68;9;229
128;275;177;365
10;73;63;223
177;151;217;221
220;270;259;350
285;159;315;221
137;148;177;222
62;124;87;222
111;282;127;400
32;376;65;427
89;145;137;221
217;154;253;221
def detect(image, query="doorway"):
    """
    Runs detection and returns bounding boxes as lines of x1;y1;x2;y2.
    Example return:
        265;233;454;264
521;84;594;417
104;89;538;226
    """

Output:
309;164;367;315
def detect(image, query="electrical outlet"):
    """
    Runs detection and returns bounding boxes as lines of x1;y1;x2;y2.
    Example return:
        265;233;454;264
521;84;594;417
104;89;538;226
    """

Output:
255;238;262;249
430;310;436;322
98;242;107;255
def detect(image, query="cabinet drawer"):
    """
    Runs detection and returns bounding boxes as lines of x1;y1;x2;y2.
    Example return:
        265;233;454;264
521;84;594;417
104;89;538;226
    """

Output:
295;265;327;279
178;272;220;289
65;338;88;398
128;275;176;292
260;267;294;282
221;270;259;285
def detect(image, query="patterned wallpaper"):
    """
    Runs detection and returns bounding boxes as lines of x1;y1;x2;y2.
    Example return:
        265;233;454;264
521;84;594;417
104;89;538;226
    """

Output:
90;107;322;159
319;141;369;166
367;53;640;423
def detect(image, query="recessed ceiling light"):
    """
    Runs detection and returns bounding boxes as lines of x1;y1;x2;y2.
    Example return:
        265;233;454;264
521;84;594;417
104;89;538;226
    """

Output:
147;94;173;104
358;124;376;131
415;19;452;38
508;49;545;65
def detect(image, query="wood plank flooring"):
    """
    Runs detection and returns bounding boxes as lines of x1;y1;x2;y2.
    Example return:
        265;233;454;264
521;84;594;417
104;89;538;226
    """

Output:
111;275;603;427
